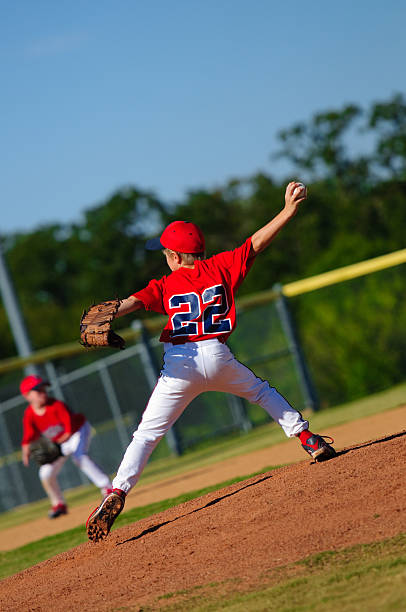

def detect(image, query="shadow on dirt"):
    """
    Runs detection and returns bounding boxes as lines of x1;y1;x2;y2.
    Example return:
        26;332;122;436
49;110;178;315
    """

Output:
118;430;406;546
118;474;272;545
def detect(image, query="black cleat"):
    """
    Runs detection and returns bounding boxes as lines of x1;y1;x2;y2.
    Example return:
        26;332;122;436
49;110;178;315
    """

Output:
301;434;336;462
86;490;125;542
48;503;68;519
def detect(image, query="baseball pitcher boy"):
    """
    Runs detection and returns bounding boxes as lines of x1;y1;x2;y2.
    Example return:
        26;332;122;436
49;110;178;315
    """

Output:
86;182;335;541
21;375;113;518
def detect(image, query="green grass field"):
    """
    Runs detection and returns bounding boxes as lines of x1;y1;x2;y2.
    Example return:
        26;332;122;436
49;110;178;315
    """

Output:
1;383;405;609
152;534;406;611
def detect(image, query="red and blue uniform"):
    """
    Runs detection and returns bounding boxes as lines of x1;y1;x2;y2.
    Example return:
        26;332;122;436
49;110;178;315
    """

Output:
133;238;255;343
112;238;308;494
22;400;85;445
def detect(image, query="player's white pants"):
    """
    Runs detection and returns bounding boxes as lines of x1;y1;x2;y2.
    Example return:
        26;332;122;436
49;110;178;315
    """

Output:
113;339;308;494
39;421;111;506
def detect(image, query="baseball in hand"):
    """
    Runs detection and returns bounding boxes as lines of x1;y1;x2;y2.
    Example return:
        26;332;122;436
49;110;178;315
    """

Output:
293;183;307;198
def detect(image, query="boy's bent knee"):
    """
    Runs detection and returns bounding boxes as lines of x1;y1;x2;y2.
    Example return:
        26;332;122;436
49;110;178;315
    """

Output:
249;380;275;404
133;430;164;447
70;453;83;466
39;463;54;481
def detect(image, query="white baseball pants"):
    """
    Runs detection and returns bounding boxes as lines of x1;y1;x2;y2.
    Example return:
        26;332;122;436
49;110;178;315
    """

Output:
113;339;308;494
39;421;111;506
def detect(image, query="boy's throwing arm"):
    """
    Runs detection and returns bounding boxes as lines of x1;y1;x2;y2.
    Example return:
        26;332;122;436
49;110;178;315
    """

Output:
250;182;307;256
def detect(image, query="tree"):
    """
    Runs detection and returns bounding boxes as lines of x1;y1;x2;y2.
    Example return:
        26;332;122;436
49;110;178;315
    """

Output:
274;104;367;186
1;92;405;412
368;93;406;180
2;188;167;352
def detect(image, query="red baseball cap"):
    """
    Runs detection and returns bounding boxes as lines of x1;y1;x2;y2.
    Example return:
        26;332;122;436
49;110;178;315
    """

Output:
145;221;205;253
20;375;49;395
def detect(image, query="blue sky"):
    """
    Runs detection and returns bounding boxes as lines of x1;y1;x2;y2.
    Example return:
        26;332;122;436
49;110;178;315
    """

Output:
2;0;405;234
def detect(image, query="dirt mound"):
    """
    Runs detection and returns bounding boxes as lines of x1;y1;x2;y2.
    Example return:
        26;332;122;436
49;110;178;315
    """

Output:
3;404;405;552
1;431;405;611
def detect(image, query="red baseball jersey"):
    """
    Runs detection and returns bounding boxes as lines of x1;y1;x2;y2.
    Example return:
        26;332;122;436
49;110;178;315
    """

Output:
133;237;256;343
21;399;86;445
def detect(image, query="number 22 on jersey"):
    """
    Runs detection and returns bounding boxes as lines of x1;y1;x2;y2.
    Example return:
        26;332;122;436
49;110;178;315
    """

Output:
169;284;232;337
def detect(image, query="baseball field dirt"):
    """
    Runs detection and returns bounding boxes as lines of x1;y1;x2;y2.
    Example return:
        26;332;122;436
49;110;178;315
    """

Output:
0;426;405;610
1;403;405;551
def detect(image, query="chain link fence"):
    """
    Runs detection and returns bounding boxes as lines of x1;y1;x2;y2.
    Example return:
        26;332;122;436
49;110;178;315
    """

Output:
1;249;405;513
0;298;308;513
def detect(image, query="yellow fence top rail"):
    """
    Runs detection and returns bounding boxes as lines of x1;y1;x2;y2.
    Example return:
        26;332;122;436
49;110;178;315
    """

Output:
282;248;406;298
0;248;405;374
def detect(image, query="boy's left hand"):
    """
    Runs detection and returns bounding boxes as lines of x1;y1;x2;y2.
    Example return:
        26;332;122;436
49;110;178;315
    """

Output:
29;437;63;466
80;299;125;350
22;445;30;466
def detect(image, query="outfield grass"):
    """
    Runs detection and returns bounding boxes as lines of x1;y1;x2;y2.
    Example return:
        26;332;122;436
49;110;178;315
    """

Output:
151;534;406;611
1;382;405;533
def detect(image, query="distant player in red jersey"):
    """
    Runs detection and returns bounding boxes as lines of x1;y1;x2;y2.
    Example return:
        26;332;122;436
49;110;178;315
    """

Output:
21;375;112;518
86;182;336;541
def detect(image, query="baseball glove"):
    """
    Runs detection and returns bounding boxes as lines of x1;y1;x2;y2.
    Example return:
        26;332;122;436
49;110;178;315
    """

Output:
29;437;63;466
80;299;125;349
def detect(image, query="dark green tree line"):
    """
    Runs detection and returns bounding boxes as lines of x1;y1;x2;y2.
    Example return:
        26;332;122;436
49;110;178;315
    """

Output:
1;93;405;406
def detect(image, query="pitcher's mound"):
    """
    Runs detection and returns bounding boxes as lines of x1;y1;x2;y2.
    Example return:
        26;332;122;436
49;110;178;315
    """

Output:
1;431;405;611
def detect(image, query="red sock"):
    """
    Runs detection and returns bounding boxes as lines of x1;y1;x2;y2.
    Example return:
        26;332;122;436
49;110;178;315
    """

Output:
298;429;314;444
113;488;126;497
